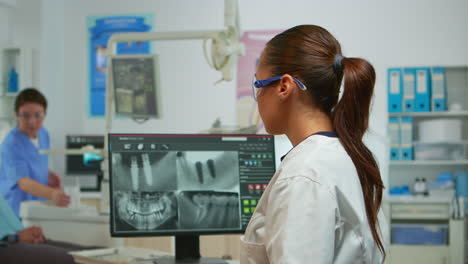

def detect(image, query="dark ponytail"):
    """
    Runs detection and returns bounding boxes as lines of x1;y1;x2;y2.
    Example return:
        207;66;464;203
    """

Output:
332;57;386;256
264;25;385;258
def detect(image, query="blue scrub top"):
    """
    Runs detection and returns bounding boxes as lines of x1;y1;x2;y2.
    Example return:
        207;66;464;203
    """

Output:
0;126;49;217
0;195;24;239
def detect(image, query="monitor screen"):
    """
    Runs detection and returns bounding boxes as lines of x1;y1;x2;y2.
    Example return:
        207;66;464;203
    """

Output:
108;134;276;238
66;135;104;191
111;54;161;119
66;135;105;174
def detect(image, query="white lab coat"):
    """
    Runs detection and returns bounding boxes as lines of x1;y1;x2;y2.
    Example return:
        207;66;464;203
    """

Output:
240;134;389;264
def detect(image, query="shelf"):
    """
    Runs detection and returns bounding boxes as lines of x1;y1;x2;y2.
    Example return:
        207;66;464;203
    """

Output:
386;196;452;204
388;244;449;264
388;111;468;117
0;93;18;97
390;244;449;249
390;160;468;166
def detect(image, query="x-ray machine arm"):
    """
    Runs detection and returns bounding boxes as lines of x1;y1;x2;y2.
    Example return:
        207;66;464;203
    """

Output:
98;0;244;213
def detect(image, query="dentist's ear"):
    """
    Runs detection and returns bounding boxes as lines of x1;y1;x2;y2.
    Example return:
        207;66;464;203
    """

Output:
277;74;296;101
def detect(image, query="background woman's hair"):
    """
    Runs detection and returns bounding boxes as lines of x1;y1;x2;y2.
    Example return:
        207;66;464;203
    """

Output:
264;24;385;256
14;87;48;113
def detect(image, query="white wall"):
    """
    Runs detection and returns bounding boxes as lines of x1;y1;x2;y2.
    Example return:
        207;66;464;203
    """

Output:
0;0;41;87
0;0;40;140
0;7;11;46
0;0;16;36
0;0;40;78
40;0;65;172
61;0;234;135
30;0;468;178
11;0;41;87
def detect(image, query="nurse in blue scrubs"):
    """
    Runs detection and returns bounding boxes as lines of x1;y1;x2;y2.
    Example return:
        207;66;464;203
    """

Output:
0;88;70;217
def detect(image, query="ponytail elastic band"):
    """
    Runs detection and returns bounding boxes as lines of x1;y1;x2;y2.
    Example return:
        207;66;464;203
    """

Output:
333;54;345;73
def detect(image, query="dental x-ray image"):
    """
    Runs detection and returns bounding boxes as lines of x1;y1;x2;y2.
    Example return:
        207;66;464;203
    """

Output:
176;151;239;192
112;151;180;231
111;152;178;192
114;191;178;231
112;150;242;232
178;191;240;229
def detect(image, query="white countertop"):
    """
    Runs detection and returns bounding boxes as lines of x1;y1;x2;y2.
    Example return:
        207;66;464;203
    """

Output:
80;191;102;199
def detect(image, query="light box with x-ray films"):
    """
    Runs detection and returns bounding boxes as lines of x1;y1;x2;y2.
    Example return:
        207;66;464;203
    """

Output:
110;54;161;119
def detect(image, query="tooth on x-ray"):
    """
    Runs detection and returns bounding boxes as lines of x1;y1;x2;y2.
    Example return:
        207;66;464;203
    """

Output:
207;159;216;179
195;161;203;184
131;156;139;191
180;191;240;229
142;153;153;186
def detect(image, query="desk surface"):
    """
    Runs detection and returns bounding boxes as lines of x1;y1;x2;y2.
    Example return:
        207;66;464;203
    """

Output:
20;200;107;223
71;247;239;264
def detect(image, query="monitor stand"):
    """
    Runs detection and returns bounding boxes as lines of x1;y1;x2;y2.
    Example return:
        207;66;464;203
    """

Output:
154;235;228;264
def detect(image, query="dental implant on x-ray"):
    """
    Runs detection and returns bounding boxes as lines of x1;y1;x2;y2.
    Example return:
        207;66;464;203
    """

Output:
194;159;217;184
142;153;153;186
174;151;241;229
130;154;153;191
176;151;239;191
130;156;139;191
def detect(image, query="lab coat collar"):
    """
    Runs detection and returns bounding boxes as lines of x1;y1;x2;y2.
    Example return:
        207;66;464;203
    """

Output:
280;131;338;161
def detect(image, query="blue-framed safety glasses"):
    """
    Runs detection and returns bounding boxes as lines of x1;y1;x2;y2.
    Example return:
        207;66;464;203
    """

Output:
252;75;307;101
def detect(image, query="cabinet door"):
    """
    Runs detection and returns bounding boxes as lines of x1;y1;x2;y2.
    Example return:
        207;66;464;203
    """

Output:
387;245;449;264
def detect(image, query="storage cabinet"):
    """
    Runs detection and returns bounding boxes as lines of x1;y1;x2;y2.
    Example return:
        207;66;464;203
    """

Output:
386;66;468;264
384;198;465;264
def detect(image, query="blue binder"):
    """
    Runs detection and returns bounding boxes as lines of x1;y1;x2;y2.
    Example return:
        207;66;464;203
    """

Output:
400;117;413;160
431;67;447;112
388;68;403;112
415;68;432;112
455;171;468;211
389;117;400;160
403;68;416;112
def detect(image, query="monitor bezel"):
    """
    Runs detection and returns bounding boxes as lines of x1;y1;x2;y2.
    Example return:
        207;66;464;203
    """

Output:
107;133;275;237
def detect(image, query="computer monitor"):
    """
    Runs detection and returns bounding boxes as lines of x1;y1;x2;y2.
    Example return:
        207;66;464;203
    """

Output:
110;54;161;119
108;134;276;263
66;135;104;191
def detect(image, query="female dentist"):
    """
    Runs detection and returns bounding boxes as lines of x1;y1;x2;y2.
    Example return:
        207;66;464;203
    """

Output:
240;25;388;263
0;88;70;217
